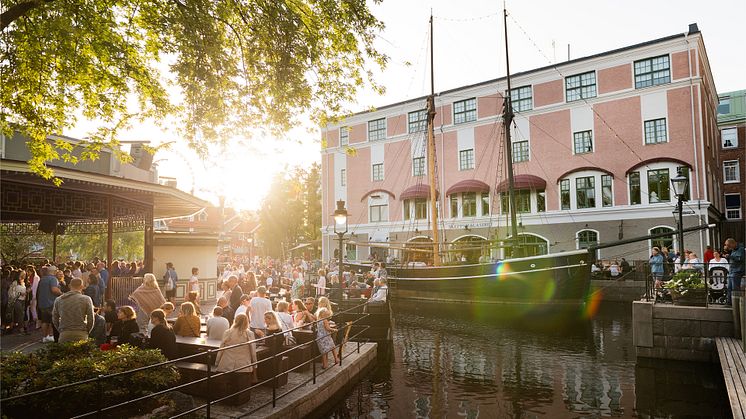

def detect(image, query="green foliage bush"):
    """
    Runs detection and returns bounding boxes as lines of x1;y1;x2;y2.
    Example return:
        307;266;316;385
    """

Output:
1;340;179;418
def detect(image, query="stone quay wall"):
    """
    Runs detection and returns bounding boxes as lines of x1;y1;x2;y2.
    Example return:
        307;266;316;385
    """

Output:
590;279;646;302
633;301;734;362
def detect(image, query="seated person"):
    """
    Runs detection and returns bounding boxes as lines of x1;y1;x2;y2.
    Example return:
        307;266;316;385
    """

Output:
111;305;140;346
207;306;230;340
148;309;177;360
173;302;201;337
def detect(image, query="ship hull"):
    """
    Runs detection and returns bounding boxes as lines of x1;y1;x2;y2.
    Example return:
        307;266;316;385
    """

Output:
347;250;591;307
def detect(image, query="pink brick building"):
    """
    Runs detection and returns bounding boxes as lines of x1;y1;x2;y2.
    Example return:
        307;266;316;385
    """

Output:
321;24;723;263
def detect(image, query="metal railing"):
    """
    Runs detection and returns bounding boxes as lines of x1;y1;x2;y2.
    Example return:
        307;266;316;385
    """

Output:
0;300;380;418
641;261;733;306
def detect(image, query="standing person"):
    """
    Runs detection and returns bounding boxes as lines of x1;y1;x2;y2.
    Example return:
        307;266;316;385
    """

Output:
227;275;243;314
56;270;69;294
129;274;167;334
315;269;327;297
704;245;715;264
291;272;304;300
249;287;272;337
162;262;178;304
89;308;107;345
27;266;40;329
725;238;745;306
316;308;339;369
84;275;101;308
97;262;109;302
52;278;95;344
8;272;28;334
189;267;200;305
36;267;61;343
649;247;665;291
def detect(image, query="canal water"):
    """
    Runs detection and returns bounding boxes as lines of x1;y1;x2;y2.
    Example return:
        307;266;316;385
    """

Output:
326;301;731;418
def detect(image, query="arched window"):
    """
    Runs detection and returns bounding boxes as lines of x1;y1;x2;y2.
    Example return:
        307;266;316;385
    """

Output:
450;235;489;263
404;237;433;264
506;233;549;257
649;226;675;253
577;230;599;250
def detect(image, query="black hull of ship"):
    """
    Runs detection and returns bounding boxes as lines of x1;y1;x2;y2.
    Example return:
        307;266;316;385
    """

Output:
347;250;591;307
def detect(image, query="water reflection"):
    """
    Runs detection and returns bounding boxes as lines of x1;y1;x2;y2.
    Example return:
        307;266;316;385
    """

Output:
327;301;730;418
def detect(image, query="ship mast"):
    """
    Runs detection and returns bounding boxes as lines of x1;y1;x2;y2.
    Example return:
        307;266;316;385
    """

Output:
427;13;442;266
502;6;520;258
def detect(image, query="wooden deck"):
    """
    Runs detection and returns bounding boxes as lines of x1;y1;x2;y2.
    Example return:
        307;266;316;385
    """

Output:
716;336;746;419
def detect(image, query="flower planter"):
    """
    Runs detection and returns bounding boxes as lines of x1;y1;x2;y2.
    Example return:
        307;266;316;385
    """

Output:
670;289;707;307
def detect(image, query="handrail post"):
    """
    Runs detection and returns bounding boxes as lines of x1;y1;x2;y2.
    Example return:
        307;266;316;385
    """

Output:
272;347;277;408
97;374;104;419
206;350;212;418
312;343;317;384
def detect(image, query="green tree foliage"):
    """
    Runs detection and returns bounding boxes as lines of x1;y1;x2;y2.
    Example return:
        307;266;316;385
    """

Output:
0;0;386;184
0;230;143;263
258;163;321;257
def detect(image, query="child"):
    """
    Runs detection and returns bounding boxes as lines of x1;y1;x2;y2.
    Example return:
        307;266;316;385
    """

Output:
160;302;175;318
316;308;339;369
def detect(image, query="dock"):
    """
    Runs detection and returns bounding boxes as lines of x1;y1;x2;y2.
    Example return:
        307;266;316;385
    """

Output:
716;337;746;418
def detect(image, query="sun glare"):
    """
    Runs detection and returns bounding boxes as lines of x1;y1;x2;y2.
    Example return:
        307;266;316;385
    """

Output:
157;134;319;212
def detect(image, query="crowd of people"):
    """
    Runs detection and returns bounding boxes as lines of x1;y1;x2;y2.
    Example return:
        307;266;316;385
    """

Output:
1;254;390;377
648;238;745;305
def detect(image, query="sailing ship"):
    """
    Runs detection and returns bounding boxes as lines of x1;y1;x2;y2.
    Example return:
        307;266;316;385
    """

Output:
349;9;591;306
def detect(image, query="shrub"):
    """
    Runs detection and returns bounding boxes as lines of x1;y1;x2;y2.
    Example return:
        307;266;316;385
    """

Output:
1;340;179;418
664;269;705;295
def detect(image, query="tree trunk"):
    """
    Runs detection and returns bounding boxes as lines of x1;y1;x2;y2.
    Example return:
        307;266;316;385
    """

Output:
1;0;54;31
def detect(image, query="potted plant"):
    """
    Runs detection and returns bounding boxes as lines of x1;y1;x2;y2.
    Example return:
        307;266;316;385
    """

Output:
664;269;707;306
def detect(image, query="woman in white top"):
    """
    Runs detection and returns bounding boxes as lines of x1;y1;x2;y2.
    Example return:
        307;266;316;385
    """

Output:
315;269;327;296
8;271;28;332
189;267;200;305
609;261;621;278
709;251;729;272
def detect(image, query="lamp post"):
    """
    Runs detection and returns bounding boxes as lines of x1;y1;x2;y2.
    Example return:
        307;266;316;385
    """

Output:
333;200;348;272
671;171;690;256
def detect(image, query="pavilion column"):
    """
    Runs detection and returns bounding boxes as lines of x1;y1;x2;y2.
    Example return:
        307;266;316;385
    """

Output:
107;196;113;300
144;224;153;274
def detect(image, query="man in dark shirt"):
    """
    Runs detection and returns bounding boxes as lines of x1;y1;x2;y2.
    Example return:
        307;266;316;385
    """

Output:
227;275;243;314
725;238;745;306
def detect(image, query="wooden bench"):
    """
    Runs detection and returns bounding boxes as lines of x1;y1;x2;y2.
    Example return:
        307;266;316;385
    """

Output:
255;354;290;387
174;362;252;405
716;336;746;419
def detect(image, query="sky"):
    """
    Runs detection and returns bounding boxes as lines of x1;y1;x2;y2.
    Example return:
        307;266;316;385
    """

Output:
65;0;746;211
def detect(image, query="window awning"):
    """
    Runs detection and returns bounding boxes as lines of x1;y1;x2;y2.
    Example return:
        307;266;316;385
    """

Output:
400;184;438;200
446;179;490;196
495;175;546;193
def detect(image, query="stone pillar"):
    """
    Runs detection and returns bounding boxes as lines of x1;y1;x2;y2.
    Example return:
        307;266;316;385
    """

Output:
734;293;742;340
633;301;654;349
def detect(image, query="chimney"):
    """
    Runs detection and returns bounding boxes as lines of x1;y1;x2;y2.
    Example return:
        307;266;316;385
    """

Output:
688;23;699;35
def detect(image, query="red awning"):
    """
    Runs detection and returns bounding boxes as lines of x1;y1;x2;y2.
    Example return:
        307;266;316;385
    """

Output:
400;184;438;200
495;174;546;193
446;179;490;196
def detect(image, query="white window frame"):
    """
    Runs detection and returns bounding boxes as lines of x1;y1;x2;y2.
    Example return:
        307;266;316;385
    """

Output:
648;225;677;255
459;149;475;171
453;98;477;125
644;118;668;145
512;140;529;162
339;126;349;146
573;130;594;154
408;109;428;133
634;54;671;89
725;193;742;220
565;71;597;102
369;203;388;223
368;118;386;141
412;156;426;177
576;229;600;251
724;160;740;183
721;127;738;149
510;85;533;112
372;163;384;182
340;169;346;186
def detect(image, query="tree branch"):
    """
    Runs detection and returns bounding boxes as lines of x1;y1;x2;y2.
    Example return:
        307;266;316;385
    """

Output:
0;0;54;31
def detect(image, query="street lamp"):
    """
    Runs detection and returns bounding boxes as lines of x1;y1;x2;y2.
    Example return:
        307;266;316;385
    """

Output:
671;171;689;257
333;200;348;271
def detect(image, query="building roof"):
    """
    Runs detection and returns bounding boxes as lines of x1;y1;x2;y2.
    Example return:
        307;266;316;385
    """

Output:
1;159;207;220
